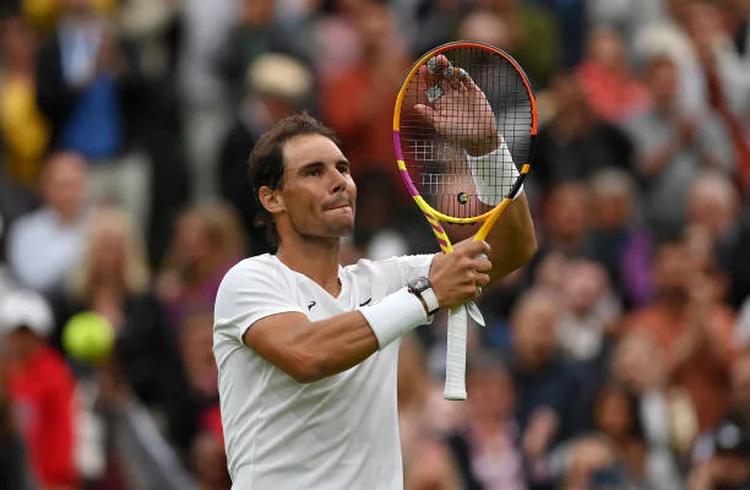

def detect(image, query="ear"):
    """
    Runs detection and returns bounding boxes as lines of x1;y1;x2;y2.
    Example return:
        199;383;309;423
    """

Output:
258;185;285;215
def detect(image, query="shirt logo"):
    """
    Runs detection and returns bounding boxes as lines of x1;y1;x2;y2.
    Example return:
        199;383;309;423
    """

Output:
307;301;316;311
359;298;372;307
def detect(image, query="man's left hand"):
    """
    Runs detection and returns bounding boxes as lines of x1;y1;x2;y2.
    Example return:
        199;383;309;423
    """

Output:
414;55;499;156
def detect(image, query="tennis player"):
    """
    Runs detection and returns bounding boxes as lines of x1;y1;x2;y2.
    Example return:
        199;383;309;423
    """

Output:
213;79;536;488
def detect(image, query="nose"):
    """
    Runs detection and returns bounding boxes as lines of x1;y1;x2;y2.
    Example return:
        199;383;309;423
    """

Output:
329;168;347;194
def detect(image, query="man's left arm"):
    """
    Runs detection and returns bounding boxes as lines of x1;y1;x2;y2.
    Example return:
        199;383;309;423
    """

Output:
445;191;536;286
482;192;537;284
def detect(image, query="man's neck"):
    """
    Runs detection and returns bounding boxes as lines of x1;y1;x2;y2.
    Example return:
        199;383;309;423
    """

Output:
276;237;342;296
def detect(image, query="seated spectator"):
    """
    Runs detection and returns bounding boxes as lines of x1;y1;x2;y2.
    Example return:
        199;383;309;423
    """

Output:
0;289;79;489
523;181;594;289
399;335;464;490
156;201;246;329
623;239;737;432
0;13;50;191
588;167;654;308
6;151;89;294
556;258;621;364
590;383;663;488
53;205;177;407
692;353;750;475
35;0;151;230
685;170;741;276
556;436;621;490
190;430;231;490
623;54;733;240
160;306;222;463
610;329;696;473
531;74;635;194
575;26;649;124
505;287;589;487
445;352;526;490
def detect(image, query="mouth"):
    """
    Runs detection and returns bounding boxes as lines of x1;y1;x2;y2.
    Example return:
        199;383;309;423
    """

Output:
324;200;353;212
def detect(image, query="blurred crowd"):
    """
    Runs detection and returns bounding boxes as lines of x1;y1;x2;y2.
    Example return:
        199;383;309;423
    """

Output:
0;0;749;489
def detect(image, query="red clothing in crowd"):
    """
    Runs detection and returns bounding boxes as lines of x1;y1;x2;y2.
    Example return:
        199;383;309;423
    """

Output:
575;60;650;124
7;346;80;489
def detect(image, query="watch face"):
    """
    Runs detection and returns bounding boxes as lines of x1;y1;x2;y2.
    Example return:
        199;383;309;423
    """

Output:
411;277;429;292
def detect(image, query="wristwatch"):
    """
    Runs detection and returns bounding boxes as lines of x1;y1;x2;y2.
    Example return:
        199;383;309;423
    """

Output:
407;276;440;316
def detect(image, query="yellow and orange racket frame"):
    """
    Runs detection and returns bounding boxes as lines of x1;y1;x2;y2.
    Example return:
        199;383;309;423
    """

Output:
392;40;538;400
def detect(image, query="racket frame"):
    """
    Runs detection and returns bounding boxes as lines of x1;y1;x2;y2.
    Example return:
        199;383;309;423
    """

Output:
392;40;538;400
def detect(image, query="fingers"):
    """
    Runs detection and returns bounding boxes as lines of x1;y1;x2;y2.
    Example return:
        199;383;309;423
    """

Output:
414;103;435;126
456;239;490;258
421;56;471;96
474;272;490;288
473;256;492;273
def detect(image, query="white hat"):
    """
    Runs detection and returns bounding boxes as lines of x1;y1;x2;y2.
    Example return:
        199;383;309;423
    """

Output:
246;53;314;102
0;289;54;338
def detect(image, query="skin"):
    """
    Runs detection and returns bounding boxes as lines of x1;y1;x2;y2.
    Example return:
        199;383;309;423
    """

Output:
247;58;537;383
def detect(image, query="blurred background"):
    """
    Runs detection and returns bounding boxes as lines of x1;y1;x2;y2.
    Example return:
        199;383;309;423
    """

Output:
0;0;749;489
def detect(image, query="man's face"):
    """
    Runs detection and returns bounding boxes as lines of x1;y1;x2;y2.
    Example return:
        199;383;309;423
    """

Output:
276;134;357;239
513;298;558;367
42;154;86;218
654;243;692;298
647;58;678;108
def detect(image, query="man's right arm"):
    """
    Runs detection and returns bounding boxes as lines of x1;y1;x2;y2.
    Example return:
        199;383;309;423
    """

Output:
244;311;379;384
241;240;492;384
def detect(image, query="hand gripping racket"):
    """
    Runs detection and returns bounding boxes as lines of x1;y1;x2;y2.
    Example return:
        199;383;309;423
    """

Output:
393;41;537;400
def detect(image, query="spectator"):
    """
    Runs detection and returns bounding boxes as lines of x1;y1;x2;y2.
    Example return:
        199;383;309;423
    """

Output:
35;0;150;230
218;52;315;256
319;0;411;186
156;201;245;328
218;0;309;107
6;151;89;294
575;26;650;124
160;306;221;463
445;353;526;490
609;330;685;489
477;0;562;89
0;13;50;191
623;239;737;432
506;287;587;489
556;258;621;364
589;383;658;488
685;170;741;276
0;288;79;490
53;205;177;407
399;334;464;490
531;74;635;194
176;0;238;201
588;168;654;308
190;430;231;490
623;54;733;239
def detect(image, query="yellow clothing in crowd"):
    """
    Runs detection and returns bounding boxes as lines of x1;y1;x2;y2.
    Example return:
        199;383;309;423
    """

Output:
0;75;50;188
22;0;119;33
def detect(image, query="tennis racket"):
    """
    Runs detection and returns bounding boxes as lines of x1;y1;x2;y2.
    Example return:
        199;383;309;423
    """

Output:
393;41;537;400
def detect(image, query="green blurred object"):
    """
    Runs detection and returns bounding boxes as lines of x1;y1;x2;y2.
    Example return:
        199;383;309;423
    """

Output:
62;311;116;364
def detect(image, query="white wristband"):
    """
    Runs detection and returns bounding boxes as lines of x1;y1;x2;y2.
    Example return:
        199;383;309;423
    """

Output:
359;288;431;350
466;139;523;205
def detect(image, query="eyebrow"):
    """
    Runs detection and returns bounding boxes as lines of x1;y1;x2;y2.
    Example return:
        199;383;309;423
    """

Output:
296;159;350;174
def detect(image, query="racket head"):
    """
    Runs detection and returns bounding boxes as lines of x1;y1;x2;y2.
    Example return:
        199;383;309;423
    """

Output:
393;41;537;226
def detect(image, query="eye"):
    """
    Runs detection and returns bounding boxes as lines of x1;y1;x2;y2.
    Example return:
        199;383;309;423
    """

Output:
308;167;322;177
337;163;351;175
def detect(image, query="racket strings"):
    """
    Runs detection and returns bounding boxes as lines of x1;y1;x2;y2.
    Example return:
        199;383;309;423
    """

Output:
399;46;532;218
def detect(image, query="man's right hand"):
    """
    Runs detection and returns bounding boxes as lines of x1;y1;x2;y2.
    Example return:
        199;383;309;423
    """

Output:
428;240;492;309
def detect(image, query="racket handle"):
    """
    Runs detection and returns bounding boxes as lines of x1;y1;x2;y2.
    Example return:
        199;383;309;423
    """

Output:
444;305;468;400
